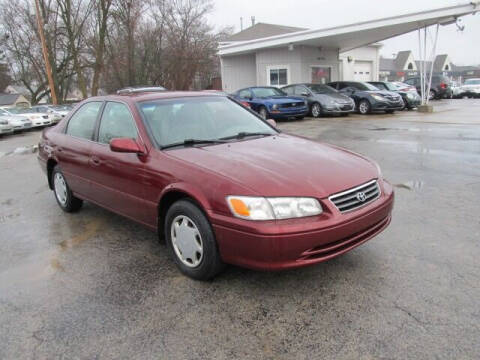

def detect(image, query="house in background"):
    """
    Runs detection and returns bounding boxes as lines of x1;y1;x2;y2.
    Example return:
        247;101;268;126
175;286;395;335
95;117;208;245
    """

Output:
379;51;455;82
0;93;31;108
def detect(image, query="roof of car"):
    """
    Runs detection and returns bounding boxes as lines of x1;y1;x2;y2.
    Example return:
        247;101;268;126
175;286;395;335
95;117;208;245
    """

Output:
85;91;226;103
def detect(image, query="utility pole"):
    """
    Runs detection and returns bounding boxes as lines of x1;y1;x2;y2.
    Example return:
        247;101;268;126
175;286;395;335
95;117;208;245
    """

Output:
34;0;58;104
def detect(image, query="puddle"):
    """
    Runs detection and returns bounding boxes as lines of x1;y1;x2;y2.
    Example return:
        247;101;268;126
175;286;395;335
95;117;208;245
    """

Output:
394;180;425;191
0;145;38;158
368;127;425;132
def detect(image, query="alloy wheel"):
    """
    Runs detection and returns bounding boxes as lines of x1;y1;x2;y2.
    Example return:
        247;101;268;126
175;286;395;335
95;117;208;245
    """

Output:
170;215;204;268
311;103;321;118
259;107;267;119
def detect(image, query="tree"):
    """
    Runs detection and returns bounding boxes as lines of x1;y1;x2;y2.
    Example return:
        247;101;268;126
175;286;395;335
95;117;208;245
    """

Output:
0;62;12;91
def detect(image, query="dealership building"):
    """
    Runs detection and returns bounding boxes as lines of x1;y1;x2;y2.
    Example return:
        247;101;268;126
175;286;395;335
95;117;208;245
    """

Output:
218;2;480;92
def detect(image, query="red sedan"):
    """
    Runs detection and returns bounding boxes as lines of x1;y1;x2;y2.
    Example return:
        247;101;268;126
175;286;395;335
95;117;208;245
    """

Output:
38;91;394;280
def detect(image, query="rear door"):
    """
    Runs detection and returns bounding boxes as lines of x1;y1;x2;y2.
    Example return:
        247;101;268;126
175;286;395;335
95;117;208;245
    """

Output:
56;101;103;197
87;101;150;224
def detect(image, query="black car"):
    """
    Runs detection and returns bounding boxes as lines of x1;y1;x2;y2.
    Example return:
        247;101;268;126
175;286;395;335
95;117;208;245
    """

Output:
404;75;451;100
328;81;404;115
281;83;355;117
368;81;421;110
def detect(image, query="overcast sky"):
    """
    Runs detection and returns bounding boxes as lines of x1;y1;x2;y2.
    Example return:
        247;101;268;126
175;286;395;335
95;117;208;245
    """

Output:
208;0;480;65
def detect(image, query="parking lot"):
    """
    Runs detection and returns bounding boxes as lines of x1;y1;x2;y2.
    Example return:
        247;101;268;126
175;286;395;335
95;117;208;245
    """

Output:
1;99;479;359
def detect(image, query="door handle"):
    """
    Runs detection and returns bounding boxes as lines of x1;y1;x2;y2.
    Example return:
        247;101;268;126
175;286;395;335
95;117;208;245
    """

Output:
90;156;101;166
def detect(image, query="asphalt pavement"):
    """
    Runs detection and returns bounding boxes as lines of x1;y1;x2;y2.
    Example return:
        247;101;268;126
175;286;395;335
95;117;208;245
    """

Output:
1;99;479;359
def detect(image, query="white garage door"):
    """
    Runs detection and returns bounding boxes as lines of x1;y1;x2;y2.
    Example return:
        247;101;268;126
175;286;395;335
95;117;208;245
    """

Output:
354;61;373;82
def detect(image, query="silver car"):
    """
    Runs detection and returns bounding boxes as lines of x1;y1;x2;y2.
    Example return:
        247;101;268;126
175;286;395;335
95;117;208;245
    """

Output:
460;78;480;98
0;109;32;132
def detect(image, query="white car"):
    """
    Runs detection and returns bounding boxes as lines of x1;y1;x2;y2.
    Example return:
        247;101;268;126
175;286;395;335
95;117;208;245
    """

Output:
6;108;51;127
0;109;32;132
49;104;73;118
460;78;480;98
30;105;63;124
0;117;14;136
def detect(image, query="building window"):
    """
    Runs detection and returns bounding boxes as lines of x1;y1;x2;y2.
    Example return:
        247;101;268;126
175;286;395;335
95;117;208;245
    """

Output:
268;67;288;86
311;66;331;84
445;64;450;71
407;62;414;70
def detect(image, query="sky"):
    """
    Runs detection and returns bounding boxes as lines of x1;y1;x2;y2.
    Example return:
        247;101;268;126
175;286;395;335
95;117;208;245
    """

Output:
207;0;480;65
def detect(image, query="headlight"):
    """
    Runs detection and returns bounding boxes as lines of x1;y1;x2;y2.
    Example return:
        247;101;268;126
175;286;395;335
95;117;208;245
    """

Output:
227;196;322;220
371;94;385;101
271;104;279;110
407;93;414;99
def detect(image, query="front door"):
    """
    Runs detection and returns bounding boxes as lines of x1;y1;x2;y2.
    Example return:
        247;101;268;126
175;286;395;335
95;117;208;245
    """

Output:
88;101;150;224
311;66;331;84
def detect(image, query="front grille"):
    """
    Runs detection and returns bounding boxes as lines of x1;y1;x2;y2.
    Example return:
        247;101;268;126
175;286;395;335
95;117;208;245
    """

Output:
341;104;353;110
329;179;380;213
42;115;48;119
281;102;302;108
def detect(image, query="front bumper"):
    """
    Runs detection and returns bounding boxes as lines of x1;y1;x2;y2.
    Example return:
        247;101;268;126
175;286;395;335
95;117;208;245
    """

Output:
269;107;309;119
211;180;394;271
371;99;404;111
323;103;355;114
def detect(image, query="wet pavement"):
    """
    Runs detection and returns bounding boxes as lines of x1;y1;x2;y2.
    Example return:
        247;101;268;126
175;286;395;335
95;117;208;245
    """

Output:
1;99;479;359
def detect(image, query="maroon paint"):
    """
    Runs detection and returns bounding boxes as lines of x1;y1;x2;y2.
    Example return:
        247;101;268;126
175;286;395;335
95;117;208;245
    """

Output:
38;91;394;271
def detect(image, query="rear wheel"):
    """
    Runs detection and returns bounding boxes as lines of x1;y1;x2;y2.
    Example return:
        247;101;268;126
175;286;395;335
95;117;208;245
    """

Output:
311;102;322;118
165;200;225;280
428;90;436;100
258;106;268;120
358;100;371;115
52;166;83;212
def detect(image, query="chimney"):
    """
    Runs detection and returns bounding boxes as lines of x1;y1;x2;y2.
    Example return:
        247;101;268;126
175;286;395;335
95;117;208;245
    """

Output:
251;16;255;27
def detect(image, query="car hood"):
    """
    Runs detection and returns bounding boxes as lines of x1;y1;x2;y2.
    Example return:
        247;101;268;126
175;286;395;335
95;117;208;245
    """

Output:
166;134;378;198
256;96;305;104
313;93;352;103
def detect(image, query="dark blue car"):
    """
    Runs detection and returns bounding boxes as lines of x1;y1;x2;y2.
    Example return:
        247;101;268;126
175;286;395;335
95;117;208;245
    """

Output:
232;87;308;120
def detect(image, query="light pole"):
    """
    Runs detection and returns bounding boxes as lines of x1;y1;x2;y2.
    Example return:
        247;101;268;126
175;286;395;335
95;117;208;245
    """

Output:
34;0;58;104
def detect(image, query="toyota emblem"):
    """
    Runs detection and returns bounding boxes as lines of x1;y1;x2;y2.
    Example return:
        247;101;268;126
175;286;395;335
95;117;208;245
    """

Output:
356;192;367;202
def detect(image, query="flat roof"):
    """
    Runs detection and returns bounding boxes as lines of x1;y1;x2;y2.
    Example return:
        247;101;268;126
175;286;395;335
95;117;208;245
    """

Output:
219;1;480;56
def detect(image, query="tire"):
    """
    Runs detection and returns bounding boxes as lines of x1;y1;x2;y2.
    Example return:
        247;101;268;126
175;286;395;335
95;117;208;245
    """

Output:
401;98;408;110
385;110;395;114
165;199;225;280
310;102;322;118
358;99;371;115
428;90;436;101
258;106;268;120
52;165;83;212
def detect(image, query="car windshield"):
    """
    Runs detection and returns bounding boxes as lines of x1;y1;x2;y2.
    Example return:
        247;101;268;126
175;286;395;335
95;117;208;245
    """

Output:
465;79;480;85
251;88;286;98
139;96;277;148
370;83;388;90
357;82;381;91
306;84;337;94
0;109;8;115
5;108;22;114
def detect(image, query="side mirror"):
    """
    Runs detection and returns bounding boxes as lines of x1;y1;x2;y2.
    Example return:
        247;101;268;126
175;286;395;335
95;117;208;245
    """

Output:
110;138;143;154
266;119;277;128
301;92;310;97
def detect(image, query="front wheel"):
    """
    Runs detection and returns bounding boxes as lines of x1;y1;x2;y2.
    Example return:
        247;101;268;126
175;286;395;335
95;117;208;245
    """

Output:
52;166;83;212
358;100;371;115
165;200;225;280
428;90;436;101
311;103;322;118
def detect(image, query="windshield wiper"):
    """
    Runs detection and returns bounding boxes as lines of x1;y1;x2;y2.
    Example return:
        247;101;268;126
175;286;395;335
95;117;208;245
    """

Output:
219;132;273;141
160;139;226;150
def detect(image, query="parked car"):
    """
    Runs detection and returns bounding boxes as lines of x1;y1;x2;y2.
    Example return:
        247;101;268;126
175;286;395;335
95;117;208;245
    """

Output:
368;81;421;110
0;108;33;132
328;81;404;114
404;75;452;100
460;78;480;98
232;87;308;120
0;117;14;136
30;105;63;123
7;108;51;127
38;91;394;280
449;81;463;99
281;83;355;117
49;104;74;118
